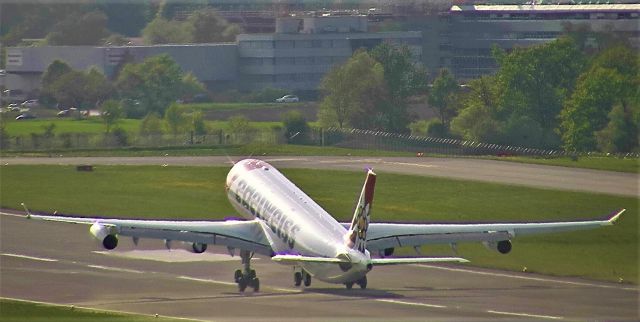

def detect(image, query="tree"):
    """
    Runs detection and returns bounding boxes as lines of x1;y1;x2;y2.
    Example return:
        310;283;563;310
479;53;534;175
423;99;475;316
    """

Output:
559;44;638;151
185;8;242;43
282;110;309;144
164;103;187;137
45;10;110;46
85;67;113;107
101;100;123;134
318;50;385;129
191;111;208;136
180;72;207;101
428;68;459;127
451;76;501;142
49;71;90;109
96;1;153;37
495;38;585;146
227;115;256;144
559;66;625;151
370;43;428;132
41;60;72;89
142;16;191;44
40;60;73;106
116;54;186;118
595;104;639;153
139;112;164;136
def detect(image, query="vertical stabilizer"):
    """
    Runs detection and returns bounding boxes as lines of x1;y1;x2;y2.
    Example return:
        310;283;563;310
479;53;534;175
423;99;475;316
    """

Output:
345;169;376;253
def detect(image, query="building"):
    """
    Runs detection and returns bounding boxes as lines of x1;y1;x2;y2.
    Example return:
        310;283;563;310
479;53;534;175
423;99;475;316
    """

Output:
443;4;640;80
4;44;238;101
5;4;637;99
237;15;422;93
3;15;421;100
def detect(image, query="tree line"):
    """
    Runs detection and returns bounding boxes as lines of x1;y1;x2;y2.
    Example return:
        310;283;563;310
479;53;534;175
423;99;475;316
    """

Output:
0;1;242;49
319;39;638;153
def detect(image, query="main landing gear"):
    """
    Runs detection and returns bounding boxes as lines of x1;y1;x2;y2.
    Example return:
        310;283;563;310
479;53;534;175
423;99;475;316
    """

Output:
344;276;367;290
293;268;311;287
234;250;259;292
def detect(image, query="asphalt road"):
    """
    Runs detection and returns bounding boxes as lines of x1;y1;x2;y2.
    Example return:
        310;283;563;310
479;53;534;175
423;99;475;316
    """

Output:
1;156;637;197
1;212;638;321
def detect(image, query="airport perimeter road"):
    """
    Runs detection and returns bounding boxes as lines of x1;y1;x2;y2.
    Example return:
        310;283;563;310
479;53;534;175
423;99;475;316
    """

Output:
1;156;637;197
1;212;638;321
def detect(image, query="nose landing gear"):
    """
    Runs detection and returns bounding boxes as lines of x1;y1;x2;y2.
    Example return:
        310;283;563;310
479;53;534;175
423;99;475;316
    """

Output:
234;250;259;292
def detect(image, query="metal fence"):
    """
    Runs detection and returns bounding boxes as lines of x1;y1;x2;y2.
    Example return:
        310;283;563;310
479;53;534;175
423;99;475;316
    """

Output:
321;127;640;158
0;129;284;152
2;126;638;159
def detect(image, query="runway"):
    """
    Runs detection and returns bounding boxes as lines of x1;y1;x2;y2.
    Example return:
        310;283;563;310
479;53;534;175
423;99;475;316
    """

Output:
1;212;638;321
1;156;637;196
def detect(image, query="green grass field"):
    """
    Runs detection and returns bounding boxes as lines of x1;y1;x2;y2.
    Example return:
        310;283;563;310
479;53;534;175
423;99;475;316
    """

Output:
0;299;184;322
2;118;286;136
3;117;637;173
183;102;308;111
3;118;142;136
1;164;636;283
488;155;639;173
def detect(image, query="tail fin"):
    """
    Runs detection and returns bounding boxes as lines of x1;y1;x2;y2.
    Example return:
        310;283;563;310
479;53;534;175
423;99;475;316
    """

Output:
345;169;376;253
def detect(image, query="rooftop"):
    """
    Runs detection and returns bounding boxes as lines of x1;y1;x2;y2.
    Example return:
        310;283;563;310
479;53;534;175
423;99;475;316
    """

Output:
451;4;640;12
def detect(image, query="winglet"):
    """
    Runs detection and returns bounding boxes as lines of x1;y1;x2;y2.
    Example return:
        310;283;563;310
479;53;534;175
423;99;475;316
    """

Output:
607;209;626;224
21;203;32;219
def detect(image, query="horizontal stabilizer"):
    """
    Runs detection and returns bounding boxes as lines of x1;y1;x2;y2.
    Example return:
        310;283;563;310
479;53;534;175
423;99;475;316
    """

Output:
370;257;468;266
271;254;349;264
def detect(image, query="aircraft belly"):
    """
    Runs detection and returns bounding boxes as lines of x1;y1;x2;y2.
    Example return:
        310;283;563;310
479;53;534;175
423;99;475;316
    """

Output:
301;262;366;283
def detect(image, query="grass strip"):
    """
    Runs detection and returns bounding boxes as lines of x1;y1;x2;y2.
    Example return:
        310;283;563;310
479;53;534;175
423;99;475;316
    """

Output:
0;298;187;322
1;164;636;283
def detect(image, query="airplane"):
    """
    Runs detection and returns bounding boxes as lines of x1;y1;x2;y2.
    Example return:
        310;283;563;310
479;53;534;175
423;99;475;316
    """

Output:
24;158;625;292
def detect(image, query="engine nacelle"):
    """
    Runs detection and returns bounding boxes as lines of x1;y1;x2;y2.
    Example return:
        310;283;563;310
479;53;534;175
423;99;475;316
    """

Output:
89;223;118;250
483;240;512;254
189;242;208;254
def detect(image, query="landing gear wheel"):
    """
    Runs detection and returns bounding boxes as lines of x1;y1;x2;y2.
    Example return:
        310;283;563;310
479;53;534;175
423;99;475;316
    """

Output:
294;272;302;287
345;282;354;289
235;250;259;293
238;277;247;292
303;272;311;287
252;278;260;292
357;276;367;289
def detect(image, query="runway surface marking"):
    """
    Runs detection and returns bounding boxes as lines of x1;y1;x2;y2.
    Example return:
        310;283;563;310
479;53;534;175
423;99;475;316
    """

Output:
93;250;239;262
177;275;301;294
382;161;437;168
0;253;58;262
86;264;145;274
0;297;206;322
376;298;447;309
487;309;564;320
416;264;637;291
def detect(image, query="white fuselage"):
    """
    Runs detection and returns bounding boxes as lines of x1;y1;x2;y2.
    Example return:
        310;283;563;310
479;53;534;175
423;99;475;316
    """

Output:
226;159;370;283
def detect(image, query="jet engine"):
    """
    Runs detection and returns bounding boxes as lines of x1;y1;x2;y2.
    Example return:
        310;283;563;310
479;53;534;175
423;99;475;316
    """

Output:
89;223;118;250
189;242;208;254
483;240;512;254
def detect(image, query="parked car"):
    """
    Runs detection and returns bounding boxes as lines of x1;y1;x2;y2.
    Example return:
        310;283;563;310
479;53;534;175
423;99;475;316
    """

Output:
57;109;71;117
275;95;299;103
15;113;36;120
21;99;39;108
8;103;20;111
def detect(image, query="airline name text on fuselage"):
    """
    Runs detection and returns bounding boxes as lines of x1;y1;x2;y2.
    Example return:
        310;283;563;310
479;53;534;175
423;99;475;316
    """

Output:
231;179;300;249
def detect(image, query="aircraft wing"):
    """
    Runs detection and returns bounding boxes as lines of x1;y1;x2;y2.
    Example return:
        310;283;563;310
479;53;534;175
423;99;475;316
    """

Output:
363;209;625;252
26;211;273;256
